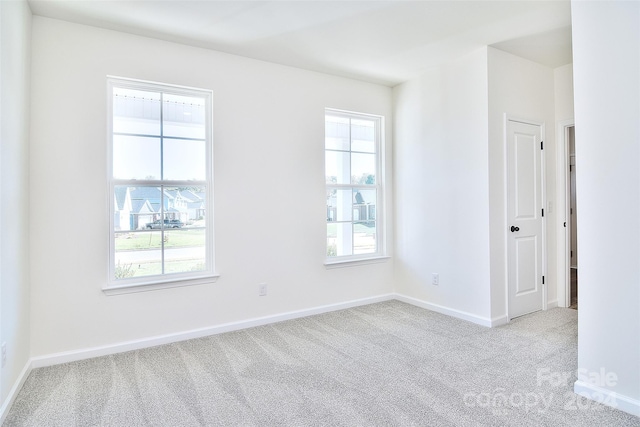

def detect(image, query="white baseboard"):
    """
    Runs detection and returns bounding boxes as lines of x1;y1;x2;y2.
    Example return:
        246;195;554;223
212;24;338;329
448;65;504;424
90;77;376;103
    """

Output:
490;315;509;327
394;293;497;327
547;299;559;309
31;293;395;369
32;293;503;370
0;360;32;424
574;380;640;417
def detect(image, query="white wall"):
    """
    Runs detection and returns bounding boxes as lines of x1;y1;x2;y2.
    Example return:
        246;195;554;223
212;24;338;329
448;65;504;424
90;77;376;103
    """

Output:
29;17;394;357
487;47;556;319
393;48;558;324
554;64;574;122
571;0;640;414
393;48;492;322
0;0;31;411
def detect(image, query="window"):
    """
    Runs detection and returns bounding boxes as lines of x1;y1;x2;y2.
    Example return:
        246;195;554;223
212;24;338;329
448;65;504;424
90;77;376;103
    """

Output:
107;77;216;292
325;109;385;263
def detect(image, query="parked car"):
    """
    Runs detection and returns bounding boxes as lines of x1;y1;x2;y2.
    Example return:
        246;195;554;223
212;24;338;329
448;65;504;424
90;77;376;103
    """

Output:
145;219;184;229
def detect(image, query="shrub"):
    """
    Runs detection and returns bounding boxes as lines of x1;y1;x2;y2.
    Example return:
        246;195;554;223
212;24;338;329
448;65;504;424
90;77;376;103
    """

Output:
115;262;135;279
191;262;206;271
327;244;337;257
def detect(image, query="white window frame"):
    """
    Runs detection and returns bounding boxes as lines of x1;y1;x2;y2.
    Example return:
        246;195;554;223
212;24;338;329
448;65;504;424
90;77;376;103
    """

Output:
324;108;387;267
105;76;218;294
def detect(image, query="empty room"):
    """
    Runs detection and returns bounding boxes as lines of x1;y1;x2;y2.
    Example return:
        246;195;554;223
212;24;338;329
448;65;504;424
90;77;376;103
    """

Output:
1;0;639;425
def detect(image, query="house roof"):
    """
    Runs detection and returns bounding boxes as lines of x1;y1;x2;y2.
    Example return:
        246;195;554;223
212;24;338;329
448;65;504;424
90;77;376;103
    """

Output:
131;199;155;215
129;187;174;201
165;189;180;200
114;187;131;211
179;189;203;203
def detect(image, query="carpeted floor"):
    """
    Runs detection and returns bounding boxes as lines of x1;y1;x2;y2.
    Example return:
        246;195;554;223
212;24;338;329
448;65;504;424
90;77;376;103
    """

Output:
3;300;639;426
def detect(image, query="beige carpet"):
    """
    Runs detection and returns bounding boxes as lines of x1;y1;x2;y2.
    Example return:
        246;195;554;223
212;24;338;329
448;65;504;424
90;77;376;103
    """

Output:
3;301;639;426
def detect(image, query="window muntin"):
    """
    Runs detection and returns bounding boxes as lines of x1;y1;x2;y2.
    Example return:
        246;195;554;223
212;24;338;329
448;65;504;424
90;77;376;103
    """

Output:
325;110;383;260
108;77;215;290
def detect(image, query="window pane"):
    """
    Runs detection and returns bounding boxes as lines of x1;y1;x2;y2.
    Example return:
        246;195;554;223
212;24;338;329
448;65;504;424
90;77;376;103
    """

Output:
114;231;163;279
351;152;376;185
163;94;206;139
113;88;161;135
327;222;353;257
113;135;161;180
326;150;350;184
163;139;206;181
164;228;206;274
351;118;376;153
325;115;350;151
113;226;207;279
353;189;376;221
326;189;352;222
354;221;376;255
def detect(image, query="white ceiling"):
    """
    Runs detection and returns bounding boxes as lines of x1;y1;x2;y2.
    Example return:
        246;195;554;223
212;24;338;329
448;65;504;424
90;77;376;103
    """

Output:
27;0;573;87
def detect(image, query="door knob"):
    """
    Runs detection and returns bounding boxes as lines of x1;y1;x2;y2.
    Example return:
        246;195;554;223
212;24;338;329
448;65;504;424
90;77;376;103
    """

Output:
510;226;520;232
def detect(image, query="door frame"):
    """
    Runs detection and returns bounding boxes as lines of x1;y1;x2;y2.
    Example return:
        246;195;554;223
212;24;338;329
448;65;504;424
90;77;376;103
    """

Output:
504;115;548;319
556;119;575;308
0;0;3;397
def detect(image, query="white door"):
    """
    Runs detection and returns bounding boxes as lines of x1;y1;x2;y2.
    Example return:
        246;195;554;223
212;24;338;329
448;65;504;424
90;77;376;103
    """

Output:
507;119;544;319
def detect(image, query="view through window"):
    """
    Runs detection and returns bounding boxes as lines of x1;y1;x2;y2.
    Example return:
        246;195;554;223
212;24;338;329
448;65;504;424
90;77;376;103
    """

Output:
108;78;214;287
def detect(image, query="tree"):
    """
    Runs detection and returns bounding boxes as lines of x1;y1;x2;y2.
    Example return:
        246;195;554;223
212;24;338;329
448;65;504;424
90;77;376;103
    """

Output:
351;173;375;185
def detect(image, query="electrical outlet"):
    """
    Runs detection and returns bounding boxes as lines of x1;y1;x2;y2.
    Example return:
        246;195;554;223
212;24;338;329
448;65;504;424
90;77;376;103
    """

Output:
259;283;268;296
432;273;439;286
2;342;6;368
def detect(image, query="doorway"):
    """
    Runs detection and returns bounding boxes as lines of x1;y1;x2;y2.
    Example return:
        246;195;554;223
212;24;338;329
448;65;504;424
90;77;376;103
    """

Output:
568;126;578;309
557;121;577;309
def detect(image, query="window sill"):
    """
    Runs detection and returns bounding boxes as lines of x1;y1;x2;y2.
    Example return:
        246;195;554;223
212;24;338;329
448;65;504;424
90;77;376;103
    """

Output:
324;256;390;269
103;273;220;295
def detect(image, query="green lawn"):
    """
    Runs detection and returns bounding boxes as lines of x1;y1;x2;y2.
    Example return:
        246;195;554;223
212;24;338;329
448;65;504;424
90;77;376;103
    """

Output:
115;229;205;251
326;222;377;256
327;222;376;237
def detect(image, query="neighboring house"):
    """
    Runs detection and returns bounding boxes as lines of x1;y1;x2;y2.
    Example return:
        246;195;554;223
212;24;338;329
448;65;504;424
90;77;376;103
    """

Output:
178;189;206;220
129;187;180;226
186;199;206;221
114;187;132;231
127;187;202;227
129;187;175;214
130;199;155;230
165;189;189;212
